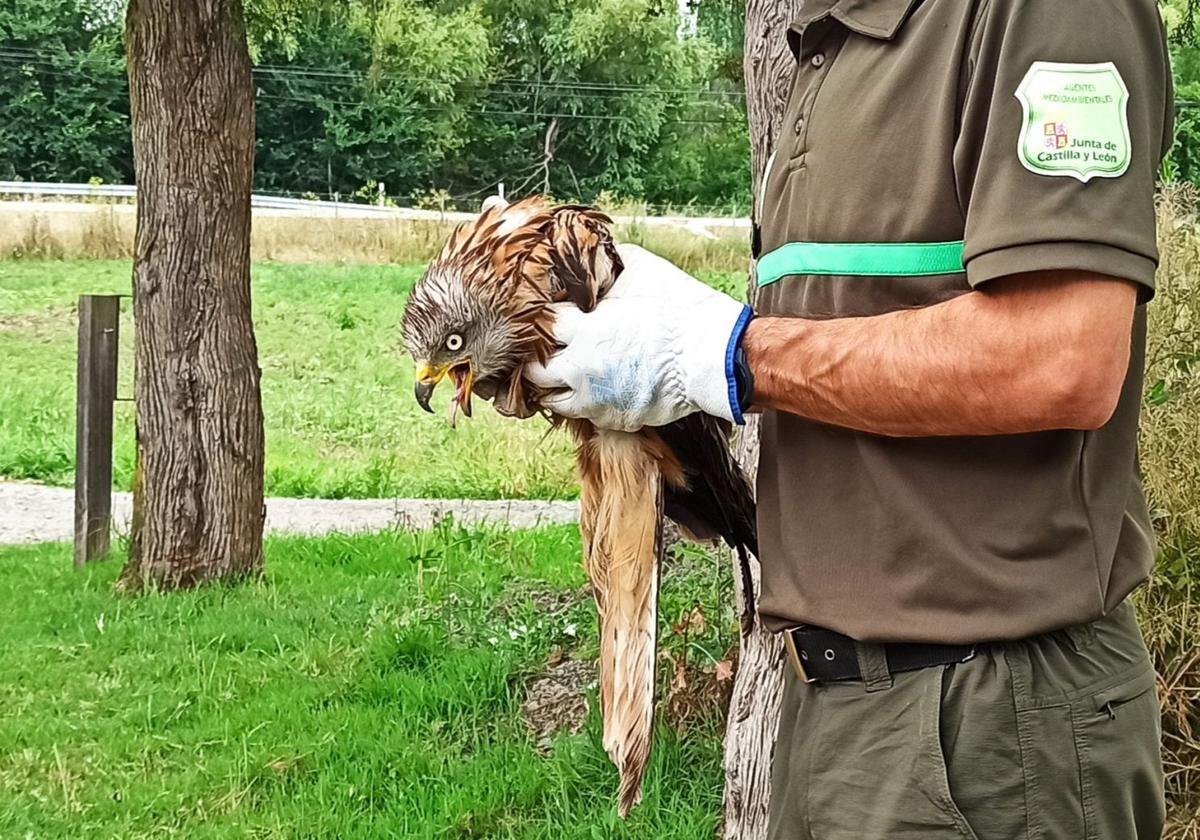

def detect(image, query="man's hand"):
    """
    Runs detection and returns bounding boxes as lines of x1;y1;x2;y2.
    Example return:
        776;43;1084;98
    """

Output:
524;245;752;431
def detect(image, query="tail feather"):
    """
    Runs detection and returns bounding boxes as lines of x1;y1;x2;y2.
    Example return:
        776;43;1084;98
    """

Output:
573;422;663;817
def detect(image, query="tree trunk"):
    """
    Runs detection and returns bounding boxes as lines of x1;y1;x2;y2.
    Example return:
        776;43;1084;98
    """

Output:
118;0;265;591
722;3;803;837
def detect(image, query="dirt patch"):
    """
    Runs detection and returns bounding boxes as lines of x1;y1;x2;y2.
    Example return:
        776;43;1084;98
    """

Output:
520;656;597;753
662;648;736;732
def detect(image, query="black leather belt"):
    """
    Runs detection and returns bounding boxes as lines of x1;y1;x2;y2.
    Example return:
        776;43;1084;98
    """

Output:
784;625;976;683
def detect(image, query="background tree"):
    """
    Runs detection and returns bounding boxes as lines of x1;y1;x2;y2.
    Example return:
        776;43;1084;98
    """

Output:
251;1;493;200
454;0;748;206
118;0;265;590
0;0;130;183
0;0;752;210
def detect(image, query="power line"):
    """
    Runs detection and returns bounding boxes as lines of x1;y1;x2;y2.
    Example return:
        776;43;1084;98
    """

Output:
0;45;747;100
250;59;747;96
0;46;750;205
253;68;743;107
0;51;746;126
254;92;743;126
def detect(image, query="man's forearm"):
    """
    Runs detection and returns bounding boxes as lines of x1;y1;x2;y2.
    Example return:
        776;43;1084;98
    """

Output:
743;272;1138;437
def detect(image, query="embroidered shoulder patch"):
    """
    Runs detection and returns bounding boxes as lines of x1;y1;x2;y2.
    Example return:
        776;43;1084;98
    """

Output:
1014;61;1131;182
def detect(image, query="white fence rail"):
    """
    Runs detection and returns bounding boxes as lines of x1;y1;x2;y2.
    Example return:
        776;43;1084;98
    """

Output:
0;181;139;200
0;181;750;235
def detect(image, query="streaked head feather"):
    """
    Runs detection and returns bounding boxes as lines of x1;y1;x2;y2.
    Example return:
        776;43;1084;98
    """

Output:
401;196;621;413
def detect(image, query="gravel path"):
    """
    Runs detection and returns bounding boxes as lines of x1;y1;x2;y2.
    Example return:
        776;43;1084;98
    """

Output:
0;480;579;545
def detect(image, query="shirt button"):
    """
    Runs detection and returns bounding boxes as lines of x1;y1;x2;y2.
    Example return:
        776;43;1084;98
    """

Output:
811;52;825;68
794;116;804;135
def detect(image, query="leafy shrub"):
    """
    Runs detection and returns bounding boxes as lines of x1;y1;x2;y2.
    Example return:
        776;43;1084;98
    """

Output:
1142;187;1200;837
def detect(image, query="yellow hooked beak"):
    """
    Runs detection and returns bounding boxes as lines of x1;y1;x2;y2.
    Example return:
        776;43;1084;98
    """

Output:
413;359;474;426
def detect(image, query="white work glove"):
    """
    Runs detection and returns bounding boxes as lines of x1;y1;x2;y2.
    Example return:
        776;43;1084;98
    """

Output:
524;244;753;432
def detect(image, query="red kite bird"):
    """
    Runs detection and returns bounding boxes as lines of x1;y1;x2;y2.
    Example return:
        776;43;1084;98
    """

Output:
401;197;757;814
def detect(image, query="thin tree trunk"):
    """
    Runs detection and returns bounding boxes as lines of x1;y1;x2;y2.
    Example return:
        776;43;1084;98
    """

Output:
722;3;803;837
119;0;265;591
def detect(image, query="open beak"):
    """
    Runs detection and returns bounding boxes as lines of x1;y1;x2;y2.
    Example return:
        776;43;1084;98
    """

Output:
414;361;444;414
413;359;475;426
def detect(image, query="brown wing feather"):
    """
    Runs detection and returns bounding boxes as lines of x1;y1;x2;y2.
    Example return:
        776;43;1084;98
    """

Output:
544;206;622;312
483;201;624;418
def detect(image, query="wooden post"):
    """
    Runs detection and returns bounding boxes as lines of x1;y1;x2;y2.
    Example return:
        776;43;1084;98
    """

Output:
74;294;120;567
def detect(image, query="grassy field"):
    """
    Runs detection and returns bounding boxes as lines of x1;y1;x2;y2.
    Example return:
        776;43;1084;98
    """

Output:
0;527;736;839
0;259;745;499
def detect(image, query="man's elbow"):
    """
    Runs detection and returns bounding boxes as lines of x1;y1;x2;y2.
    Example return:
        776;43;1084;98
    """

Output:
1045;342;1130;431
987;272;1138;433
1063;375;1124;430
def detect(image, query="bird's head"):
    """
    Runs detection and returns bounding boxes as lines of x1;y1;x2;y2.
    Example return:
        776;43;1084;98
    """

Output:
401;261;524;426
401;196;558;424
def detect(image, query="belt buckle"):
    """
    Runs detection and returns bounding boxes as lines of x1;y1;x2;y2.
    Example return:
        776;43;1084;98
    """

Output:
783;630;816;683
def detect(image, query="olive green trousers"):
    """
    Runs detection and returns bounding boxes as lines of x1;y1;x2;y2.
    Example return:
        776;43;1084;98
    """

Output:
768;600;1165;840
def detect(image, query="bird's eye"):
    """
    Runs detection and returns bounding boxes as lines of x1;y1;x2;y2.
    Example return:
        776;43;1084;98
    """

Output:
445;333;464;352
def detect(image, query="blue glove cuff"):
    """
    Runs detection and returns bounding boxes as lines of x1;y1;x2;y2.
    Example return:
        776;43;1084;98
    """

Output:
724;305;755;425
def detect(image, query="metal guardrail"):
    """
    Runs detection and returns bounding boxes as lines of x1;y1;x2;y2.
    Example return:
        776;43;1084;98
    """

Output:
0;181;138;199
0;181;751;231
0;180;404;216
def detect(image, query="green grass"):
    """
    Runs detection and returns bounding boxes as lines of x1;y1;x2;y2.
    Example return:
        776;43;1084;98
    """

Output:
0;259;746;500
0;526;735;839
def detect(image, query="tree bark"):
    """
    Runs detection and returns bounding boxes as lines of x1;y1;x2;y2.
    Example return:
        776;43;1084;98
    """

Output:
118;0;265;591
722;3;803;837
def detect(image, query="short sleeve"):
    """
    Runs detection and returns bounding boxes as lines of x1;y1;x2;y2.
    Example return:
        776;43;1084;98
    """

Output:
954;0;1174;301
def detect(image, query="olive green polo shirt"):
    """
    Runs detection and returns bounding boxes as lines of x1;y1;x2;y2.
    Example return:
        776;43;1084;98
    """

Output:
754;0;1174;643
